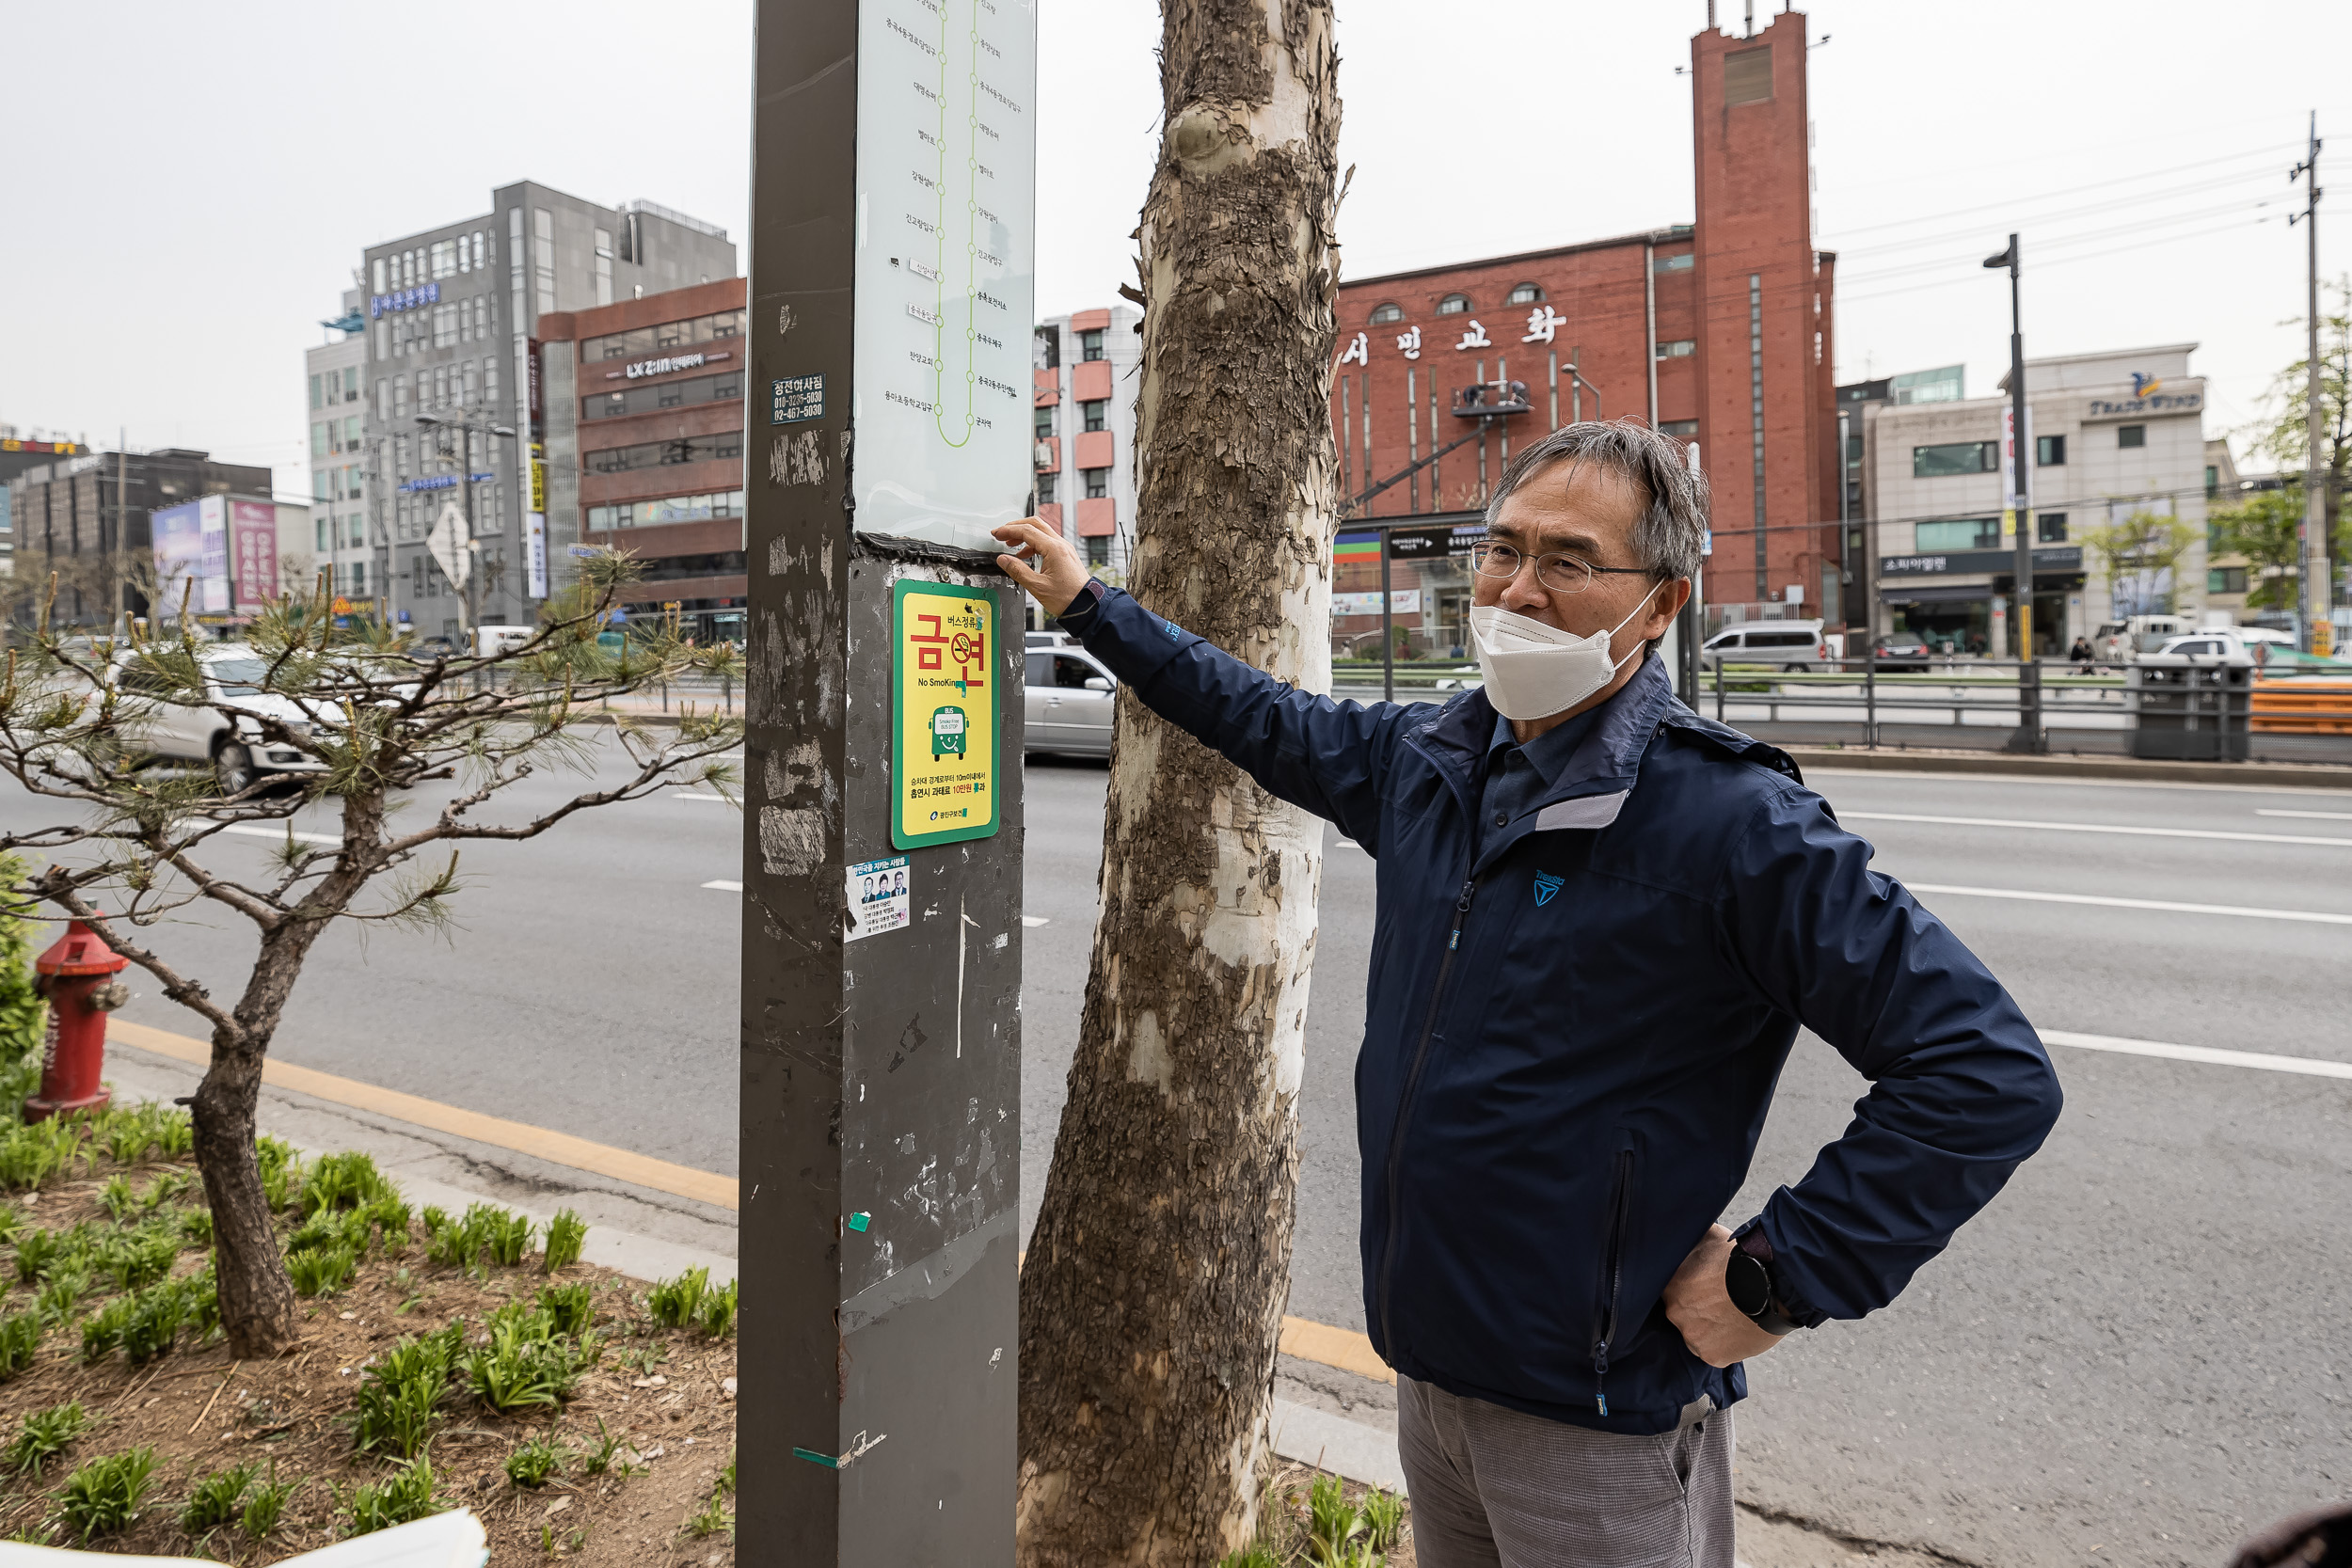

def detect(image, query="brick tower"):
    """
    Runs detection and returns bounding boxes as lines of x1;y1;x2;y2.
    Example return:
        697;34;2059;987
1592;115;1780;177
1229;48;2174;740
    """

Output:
1690;7;1840;617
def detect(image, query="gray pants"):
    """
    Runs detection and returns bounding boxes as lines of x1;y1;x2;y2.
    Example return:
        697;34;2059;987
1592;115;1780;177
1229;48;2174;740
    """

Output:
1396;1375;1735;1568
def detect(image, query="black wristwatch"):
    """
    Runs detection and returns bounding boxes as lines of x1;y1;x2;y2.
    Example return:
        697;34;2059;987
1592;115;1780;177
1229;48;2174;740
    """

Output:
1724;1229;1802;1336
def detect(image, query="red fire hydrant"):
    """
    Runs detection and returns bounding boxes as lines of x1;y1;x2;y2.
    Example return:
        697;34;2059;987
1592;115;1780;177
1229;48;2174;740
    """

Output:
24;918;130;1123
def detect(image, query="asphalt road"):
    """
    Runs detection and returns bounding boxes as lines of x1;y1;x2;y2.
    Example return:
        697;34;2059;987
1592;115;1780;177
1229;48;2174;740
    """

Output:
7;739;2348;1566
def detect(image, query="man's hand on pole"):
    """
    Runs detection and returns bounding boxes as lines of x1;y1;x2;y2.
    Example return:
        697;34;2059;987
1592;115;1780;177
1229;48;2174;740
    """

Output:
1662;1223;1787;1370
993;518;1090;619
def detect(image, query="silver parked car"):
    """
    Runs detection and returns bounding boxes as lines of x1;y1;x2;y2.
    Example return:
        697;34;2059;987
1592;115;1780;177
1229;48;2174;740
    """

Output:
1700;621;1827;671
109;643;330;794
1023;646;1117;756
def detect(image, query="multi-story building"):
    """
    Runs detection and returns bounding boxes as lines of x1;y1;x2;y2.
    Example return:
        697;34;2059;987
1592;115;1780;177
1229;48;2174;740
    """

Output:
536;277;748;642
1030;306;1141;585
1326;9;1839;657
0;431;91;576
1861;344;2220;655
5;448;273;626
308;290;371;603
359;183;735;642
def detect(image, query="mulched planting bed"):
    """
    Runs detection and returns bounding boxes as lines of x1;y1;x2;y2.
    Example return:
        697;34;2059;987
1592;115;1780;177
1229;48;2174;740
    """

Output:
0;1107;738;1563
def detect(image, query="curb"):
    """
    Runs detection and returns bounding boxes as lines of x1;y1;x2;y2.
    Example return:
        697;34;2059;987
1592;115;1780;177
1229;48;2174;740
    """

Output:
1783;745;2352;790
1269;1397;1405;1492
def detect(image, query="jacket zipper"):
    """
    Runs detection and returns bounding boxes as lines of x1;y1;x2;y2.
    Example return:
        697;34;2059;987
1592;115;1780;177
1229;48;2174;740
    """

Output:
1591;1148;1635;1417
1374;877;1477;1354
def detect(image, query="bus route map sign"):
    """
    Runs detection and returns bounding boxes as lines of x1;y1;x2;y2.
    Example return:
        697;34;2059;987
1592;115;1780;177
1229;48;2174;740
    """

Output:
892;579;999;848
850;0;1038;551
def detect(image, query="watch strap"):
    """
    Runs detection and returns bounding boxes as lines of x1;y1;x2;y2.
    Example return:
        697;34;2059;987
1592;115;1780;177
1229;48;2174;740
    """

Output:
1730;1227;1802;1336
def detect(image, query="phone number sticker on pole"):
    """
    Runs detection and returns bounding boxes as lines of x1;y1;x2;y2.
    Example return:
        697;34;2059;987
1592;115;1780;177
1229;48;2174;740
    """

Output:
892;579;1001;848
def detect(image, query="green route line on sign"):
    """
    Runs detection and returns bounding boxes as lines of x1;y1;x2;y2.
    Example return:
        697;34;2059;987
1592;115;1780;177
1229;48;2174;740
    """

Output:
928;0;980;449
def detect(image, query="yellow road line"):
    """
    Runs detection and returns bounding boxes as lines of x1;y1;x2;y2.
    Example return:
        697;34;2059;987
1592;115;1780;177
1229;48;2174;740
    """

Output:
105;1020;739;1212
109;1021;1398;1385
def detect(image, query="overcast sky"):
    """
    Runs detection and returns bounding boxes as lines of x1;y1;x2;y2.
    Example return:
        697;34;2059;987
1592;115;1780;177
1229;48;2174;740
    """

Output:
4;0;2347;499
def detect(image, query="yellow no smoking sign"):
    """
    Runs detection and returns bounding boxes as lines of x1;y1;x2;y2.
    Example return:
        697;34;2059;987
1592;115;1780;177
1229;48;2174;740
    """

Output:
892;580;1000;849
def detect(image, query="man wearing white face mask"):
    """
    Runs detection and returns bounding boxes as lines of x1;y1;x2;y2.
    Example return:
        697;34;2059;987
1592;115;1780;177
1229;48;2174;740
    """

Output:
993;421;2058;1568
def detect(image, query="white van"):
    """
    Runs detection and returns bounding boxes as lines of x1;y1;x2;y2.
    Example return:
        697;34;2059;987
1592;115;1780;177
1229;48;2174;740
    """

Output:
1701;621;1828;672
2092;615;2191;660
470;625;538;657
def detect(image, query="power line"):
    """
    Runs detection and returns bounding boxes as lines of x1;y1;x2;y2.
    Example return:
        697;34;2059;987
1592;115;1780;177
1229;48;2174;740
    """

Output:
1821;142;2301;241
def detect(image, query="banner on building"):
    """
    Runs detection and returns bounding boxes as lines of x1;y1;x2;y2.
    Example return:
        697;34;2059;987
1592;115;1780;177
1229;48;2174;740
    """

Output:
230;500;278;611
1332;591;1422;617
525;512;548;599
151;496;231;620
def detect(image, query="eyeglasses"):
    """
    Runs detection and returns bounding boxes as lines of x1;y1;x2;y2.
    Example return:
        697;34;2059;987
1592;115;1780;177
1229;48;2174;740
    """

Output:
1468;540;1658;595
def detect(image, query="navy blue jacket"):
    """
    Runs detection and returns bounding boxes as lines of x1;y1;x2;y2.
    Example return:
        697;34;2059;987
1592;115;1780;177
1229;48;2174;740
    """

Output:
1056;581;2062;1435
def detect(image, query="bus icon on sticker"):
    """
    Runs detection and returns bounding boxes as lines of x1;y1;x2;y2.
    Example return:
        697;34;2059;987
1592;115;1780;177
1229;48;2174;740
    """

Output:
930;705;967;757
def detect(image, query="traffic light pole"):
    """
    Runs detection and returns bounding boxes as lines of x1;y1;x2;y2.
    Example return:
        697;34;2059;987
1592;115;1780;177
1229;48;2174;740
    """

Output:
740;3;1035;1560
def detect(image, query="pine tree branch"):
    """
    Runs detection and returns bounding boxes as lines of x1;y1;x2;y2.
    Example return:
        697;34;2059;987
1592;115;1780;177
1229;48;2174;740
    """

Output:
28;877;240;1041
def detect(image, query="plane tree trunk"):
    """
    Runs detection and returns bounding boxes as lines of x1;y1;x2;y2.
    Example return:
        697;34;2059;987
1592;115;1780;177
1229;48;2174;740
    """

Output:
1016;1;1343;1561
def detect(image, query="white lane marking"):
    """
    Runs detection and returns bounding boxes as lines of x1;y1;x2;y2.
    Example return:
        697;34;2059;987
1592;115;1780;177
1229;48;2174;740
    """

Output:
1908;882;2352;927
1021;915;1050;927
2043;1030;2352;1082
1808;766;2352;801
1846;811;2352;849
2256;808;2352;821
215;823;341;847
703;879;743;892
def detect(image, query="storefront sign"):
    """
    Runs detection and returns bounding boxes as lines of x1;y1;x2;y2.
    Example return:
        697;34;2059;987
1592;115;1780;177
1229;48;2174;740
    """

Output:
397;473;494;495
368;283;441;318
1879;546;2084;577
2083;378;2203;421
525;511;548;599
1332;591;1422;616
892;580;999;849
616;351;729;381
1386;525;1482;561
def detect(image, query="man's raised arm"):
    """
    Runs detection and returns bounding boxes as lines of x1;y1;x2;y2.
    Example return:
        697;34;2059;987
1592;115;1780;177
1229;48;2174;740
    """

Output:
993;517;1406;848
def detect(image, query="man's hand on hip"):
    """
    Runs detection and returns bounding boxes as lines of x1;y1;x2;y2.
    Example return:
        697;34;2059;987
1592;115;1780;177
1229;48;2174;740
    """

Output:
993;518;1090;619
1663;1223;1788;1369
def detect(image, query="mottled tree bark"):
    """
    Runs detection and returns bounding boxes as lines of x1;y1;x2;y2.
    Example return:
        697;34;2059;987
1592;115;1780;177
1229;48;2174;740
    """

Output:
1017;2;1342;1562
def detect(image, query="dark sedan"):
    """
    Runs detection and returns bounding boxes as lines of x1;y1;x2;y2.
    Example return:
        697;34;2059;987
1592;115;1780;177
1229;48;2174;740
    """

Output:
1871;636;1931;673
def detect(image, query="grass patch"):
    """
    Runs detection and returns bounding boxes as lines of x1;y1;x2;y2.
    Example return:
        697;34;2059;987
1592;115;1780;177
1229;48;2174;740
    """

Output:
50;1444;158;1544
342;1457;447;1536
3;1399;91;1475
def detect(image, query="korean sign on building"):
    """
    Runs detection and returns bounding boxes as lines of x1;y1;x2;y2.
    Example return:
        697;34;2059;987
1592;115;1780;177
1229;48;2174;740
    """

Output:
230;501;278;612
368;282;442;318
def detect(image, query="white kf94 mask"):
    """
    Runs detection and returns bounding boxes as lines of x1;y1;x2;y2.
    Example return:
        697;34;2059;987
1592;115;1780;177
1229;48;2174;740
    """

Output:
1468;584;1663;721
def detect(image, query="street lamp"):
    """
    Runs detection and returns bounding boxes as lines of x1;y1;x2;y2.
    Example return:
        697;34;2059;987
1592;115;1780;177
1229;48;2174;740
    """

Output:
1983;233;2044;752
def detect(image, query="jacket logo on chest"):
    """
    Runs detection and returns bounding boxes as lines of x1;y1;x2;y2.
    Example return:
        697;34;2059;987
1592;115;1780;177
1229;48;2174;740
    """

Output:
1532;871;1565;907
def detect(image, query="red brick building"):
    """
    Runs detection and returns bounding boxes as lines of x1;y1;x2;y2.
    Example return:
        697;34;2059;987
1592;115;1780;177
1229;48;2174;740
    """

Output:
1329;9;1840;643
538;277;748;641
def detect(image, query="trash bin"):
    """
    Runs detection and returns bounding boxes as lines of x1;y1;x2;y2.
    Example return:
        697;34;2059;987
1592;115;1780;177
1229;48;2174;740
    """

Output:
2129;652;2252;761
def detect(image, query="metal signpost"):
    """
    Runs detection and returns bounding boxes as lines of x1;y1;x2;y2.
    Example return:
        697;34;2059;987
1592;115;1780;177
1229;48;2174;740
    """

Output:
741;1;1036;1560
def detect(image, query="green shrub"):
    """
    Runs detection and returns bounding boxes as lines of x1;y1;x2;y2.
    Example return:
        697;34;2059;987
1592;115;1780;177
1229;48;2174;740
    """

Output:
102;1117;154;1168
0;1118;79;1191
350;1324;465;1459
285;1213;342;1254
695;1278;738;1339
535;1281;595;1338
33;1267;87;1324
422;1212;469;1268
469;1203;532;1267
50;1445;157;1543
580;1416;632;1477
180;1207;214;1247
137;1168;195;1212
287;1243;356;1296
180;1460;259;1533
1360;1486;1405;1551
342;1458;445;1536
79;1297;128;1365
372;1195;413;1256
298;1151;397;1218
0;1201;19;1245
686;1487;733;1540
646;1266;709;1330
240;1465;299;1542
3;1400;90;1475
151;1107;194;1159
185;1267;220;1342
13;1225;63;1282
121;1278;191;1365
0;860;49;1117
0;1310;44;1379
460;1317;596;1414
503;1433;566;1488
96;1174;137;1222
542;1208;587;1272
96;1222;179;1292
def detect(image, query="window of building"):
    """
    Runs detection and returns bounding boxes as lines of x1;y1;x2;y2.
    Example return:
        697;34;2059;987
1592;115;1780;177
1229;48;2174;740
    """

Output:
1724;43;1773;105
583;432;746;475
1082;400;1106;433
343;416;360;450
316;517;331;552
2036;513;2068;543
309;374;324;411
1652;251;1695;274
311;423;329;459
472;232;485;272
1661;420;1699;439
1084;468;1109;499
594;228;614;308
1080;329;1104;362
1915;517;2000;551
2206;464;2220;498
584;489;746;531
431;239;458;279
580;309;750;362
312;471;331;503
348;561;364;594
1437;294;1470;315
1369;303;1405;325
2118;423;2146;449
374;322;390;359
2208;566;2249;594
1086;535;1110;567
1506;283;1544;305
1655;339;1696;360
1034;404;1054;437
1037;472;1057;504
373;258;388;293
1912;440;1996;479
348;515;366;547
533;208;556;316
485;356;499;406
2037;434;2065;467
342;368;359;402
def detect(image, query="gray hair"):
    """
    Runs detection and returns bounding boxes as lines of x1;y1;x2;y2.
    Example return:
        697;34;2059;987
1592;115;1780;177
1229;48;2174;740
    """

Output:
1482;420;1709;582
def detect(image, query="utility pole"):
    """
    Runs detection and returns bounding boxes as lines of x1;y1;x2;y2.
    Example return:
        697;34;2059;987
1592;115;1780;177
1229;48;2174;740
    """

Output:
114;432;129;637
1985;232;2042;751
2292;114;2328;654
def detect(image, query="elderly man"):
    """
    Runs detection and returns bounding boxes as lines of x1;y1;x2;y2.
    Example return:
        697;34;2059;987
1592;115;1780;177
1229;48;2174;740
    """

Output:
993;421;2061;1568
